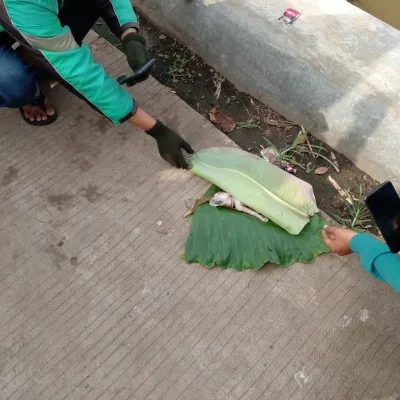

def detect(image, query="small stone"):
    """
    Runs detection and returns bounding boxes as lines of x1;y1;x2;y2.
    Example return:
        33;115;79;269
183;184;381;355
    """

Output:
172;78;179;84
159;34;166;40
175;54;181;59
198;73;203;77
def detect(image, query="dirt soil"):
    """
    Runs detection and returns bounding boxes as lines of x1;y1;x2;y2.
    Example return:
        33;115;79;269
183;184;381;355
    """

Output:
94;15;379;233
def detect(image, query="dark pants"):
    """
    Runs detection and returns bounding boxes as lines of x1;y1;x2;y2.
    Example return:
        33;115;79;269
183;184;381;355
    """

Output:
0;0;100;108
0;43;39;108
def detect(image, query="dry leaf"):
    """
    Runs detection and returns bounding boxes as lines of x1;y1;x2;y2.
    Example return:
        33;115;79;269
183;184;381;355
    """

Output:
314;166;330;175
209;107;236;133
209;106;217;122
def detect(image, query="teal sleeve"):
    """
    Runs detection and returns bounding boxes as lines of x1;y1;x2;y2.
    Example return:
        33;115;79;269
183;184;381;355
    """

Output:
109;0;138;26
97;0;139;38
4;0;136;124
350;233;400;292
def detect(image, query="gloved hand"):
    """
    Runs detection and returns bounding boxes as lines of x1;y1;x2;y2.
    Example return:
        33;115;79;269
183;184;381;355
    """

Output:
146;121;194;169
122;31;150;77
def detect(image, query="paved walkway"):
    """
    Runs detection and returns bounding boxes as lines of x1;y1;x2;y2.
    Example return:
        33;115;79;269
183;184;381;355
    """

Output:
0;33;399;400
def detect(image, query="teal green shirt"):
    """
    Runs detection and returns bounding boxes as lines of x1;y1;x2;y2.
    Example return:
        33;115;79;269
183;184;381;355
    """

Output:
0;0;139;124
350;233;400;292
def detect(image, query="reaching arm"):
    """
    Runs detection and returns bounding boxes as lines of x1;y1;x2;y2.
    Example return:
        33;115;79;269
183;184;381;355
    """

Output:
350;233;400;292
95;0;139;38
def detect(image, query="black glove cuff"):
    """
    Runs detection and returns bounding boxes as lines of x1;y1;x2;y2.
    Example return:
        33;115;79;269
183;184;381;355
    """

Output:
122;32;146;47
146;120;165;139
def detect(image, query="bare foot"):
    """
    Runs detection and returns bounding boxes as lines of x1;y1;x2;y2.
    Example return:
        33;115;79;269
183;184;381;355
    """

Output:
22;98;56;122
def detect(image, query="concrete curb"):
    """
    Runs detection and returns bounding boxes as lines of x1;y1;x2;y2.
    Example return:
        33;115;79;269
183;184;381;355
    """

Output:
135;0;400;186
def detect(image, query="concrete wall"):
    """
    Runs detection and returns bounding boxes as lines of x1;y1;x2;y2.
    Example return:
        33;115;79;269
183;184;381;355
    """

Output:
134;0;400;186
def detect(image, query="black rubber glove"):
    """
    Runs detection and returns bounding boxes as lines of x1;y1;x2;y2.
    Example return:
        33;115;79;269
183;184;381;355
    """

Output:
122;31;149;72
146;121;194;169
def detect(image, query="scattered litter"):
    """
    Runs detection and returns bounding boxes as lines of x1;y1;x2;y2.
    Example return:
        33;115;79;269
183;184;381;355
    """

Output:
314;166;330;175
358;309;369;322
209;107;236;133
159;34;166;40
214;80;222;103
279;163;297;174
261;147;279;164
336;315;353;330
157;221;163;226
306;162;313;174
278;8;301;25
328;176;353;205
261;147;297;174
294;369;311;387
213;75;225;103
331;151;340;170
157;228;169;235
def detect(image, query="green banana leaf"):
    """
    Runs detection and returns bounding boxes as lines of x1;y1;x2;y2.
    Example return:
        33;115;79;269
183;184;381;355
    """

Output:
189;147;319;235
185;186;329;270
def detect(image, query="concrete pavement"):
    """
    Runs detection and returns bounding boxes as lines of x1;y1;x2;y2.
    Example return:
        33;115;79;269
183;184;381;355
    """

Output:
0;32;399;400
